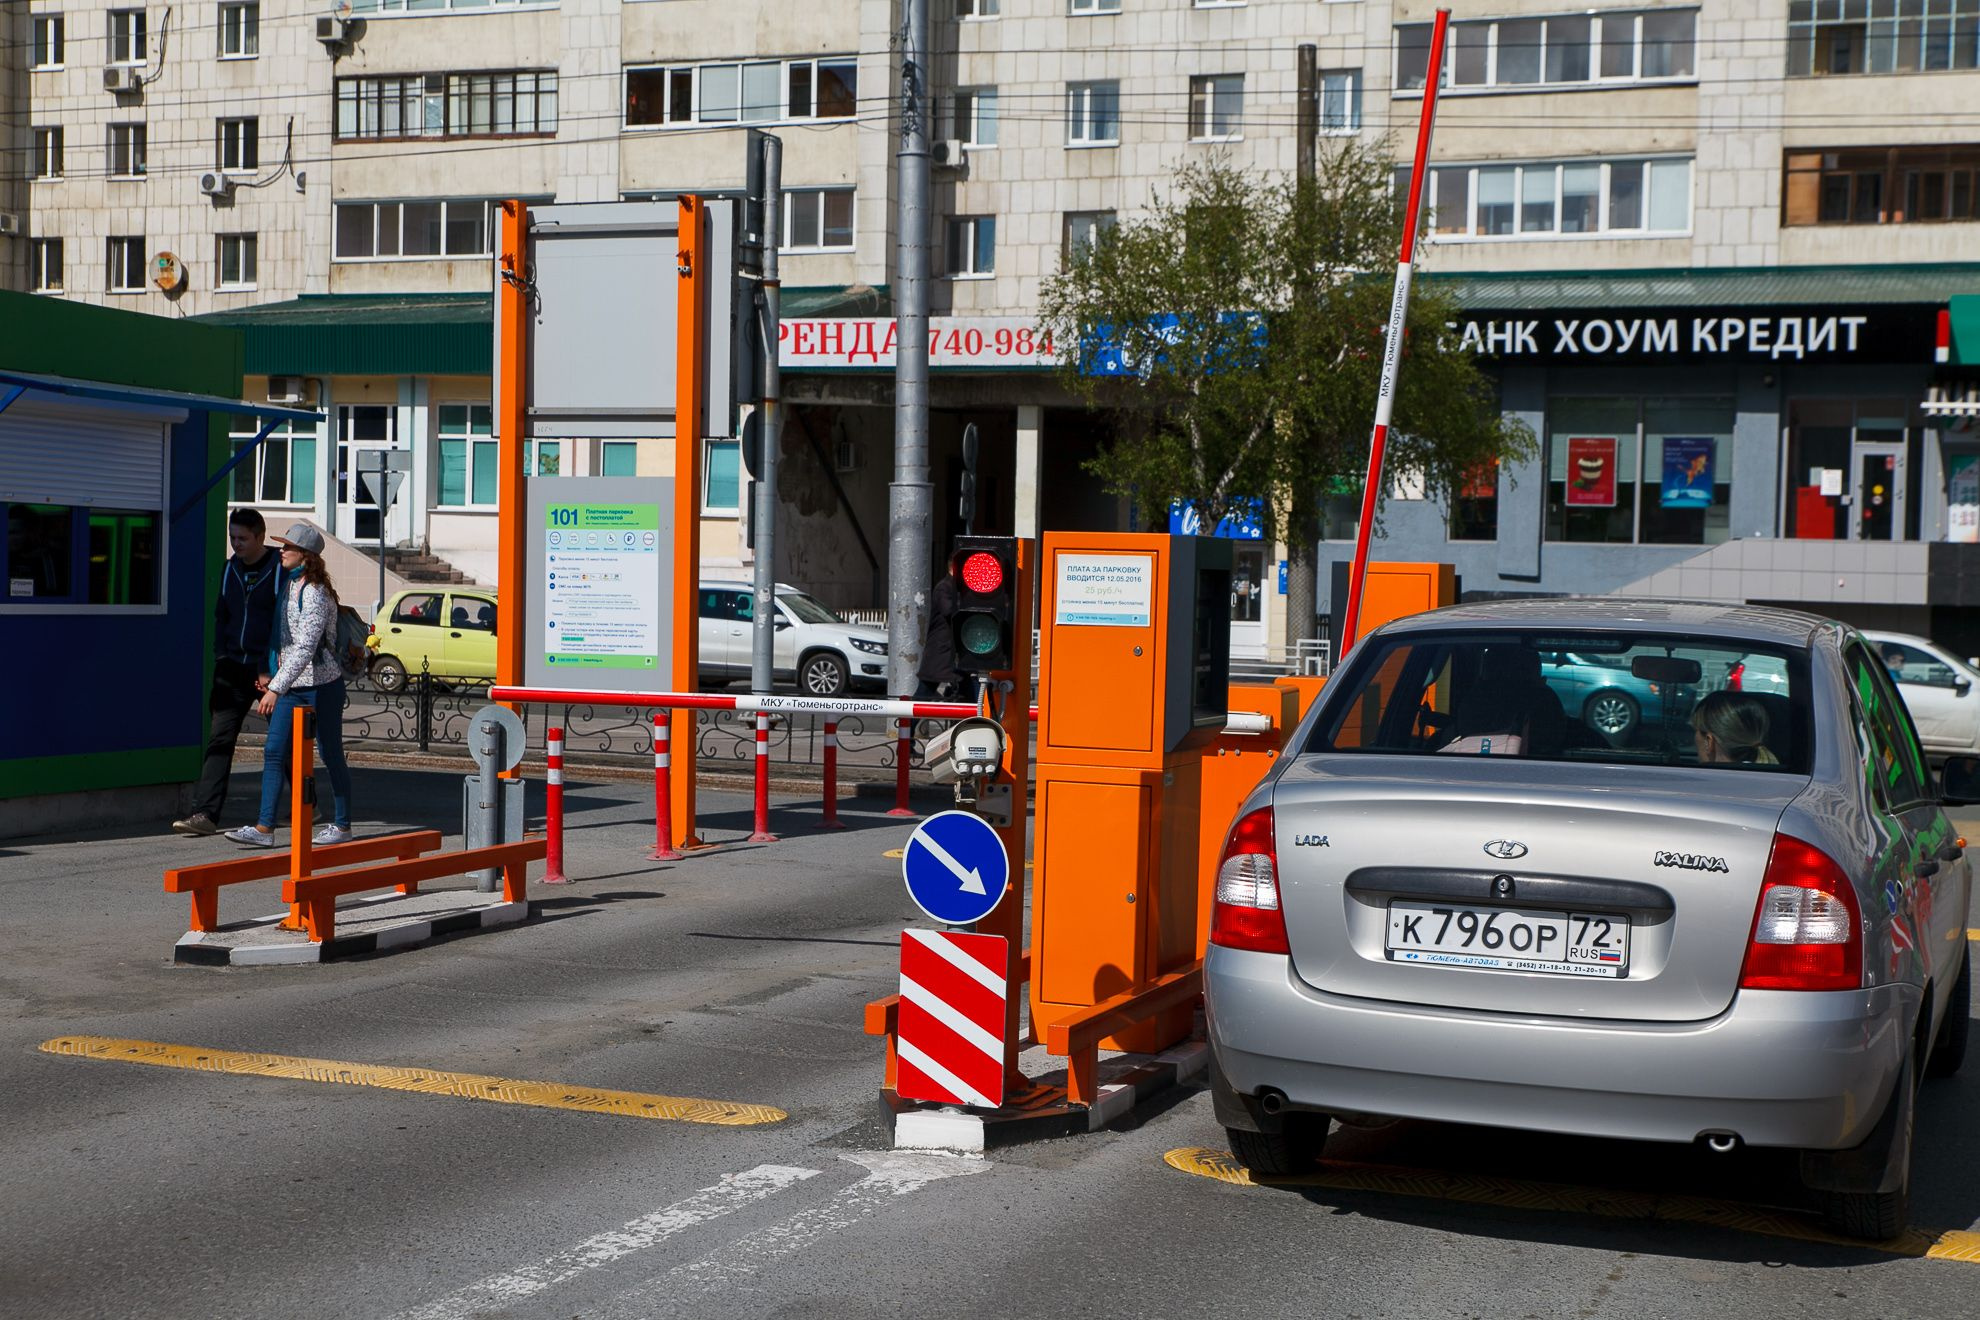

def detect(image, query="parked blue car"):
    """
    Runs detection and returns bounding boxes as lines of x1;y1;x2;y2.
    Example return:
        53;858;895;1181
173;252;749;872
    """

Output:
1540;648;1699;739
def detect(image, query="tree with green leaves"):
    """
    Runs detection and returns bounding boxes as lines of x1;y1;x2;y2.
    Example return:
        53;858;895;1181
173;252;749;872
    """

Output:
1037;146;1533;645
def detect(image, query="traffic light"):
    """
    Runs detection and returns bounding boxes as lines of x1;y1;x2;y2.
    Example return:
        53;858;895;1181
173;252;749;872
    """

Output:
950;535;1017;677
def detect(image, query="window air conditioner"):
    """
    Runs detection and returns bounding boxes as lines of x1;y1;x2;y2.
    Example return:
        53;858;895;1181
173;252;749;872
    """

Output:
932;140;967;169
199;172;235;199
0;213;19;238
103;66;143;93
267;376;306;405
315;16;351;48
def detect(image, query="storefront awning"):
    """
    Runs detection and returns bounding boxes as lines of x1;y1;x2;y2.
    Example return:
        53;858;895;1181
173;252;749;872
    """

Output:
1422;263;1980;312
1950;295;1980;366
1924;381;1980;417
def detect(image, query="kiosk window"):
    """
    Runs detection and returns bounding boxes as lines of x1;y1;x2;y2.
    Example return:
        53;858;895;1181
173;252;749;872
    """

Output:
6;504;74;600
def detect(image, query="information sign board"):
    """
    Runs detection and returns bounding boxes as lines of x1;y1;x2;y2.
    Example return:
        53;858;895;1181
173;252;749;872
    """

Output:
523;475;674;691
1053;552;1154;628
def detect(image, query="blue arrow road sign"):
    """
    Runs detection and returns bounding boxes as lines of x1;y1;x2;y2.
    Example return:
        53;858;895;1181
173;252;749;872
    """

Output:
902;810;1010;926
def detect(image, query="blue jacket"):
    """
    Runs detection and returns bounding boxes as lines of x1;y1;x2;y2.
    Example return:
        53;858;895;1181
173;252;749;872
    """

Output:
216;550;281;668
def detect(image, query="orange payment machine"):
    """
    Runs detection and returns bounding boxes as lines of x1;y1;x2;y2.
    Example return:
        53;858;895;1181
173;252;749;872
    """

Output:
1032;532;1232;1053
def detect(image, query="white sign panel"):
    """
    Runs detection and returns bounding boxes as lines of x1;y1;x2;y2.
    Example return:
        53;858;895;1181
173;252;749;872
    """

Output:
542;501;663;673
1054;553;1155;628
779;317;1056;370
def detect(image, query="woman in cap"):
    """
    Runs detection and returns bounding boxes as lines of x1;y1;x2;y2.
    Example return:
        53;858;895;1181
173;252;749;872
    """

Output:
224;523;356;847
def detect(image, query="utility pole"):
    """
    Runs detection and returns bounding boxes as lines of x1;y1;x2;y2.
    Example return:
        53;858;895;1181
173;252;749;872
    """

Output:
887;0;934;697
1285;42;1321;654
750;134;784;694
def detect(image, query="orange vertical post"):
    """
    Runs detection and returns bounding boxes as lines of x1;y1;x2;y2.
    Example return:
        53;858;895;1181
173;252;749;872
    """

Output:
494;200;530;724
280;706;314;931
975;538;1034;1093
672;196;708;848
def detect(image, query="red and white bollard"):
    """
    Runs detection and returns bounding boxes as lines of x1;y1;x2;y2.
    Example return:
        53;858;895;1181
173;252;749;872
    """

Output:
818;719;845;831
542;725;569;884
749;713;778;842
650;713;683;861
887;717;916;817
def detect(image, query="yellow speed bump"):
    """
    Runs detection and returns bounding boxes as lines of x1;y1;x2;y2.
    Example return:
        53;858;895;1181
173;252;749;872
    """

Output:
40;1036;786;1127
1165;1147;1980;1263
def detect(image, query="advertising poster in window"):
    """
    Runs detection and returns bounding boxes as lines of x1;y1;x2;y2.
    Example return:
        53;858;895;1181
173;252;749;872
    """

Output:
1660;436;1716;509
1565;436;1618;507
1949;454;1980;544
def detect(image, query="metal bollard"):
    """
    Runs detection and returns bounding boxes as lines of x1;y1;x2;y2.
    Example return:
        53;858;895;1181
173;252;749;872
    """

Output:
543;725;568;884
818;719;845;830
280;705;317;931
749;713;778;842
887;717;916;817
650;714;683;861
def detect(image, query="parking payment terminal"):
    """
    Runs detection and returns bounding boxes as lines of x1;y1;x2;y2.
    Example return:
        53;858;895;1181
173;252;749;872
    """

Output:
1031;532;1231;1053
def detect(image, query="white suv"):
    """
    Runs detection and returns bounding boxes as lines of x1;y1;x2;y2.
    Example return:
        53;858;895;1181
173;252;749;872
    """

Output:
697;581;889;696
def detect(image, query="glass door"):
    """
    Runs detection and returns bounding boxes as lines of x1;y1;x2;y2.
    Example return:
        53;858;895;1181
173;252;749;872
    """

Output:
1851;443;1907;541
1229;546;1267;660
335;405;410;547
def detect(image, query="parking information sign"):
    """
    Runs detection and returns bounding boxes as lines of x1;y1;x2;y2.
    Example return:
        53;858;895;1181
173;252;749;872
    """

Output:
901;810;1011;926
523;475;674;691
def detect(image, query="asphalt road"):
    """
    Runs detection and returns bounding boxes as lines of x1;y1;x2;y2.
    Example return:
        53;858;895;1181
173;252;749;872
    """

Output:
1;770;1975;1319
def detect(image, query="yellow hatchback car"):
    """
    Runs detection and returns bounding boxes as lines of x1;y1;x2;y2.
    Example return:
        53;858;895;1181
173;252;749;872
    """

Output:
366;587;498;691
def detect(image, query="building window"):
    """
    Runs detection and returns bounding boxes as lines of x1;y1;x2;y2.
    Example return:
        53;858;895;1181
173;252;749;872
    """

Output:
1398;8;1697;91
624;58;853;128
1319;69;1362;133
437;404;495;506
1789;0;1980;75
601;441;639;477
782;189;854;251
219;2;258;58
229;417;317;506
1066;80;1120;146
32;128;64;180
217;234;258;289
346;0;563;11
1784;146;1980;224
1449;463;1499;541
333;199;495;260
2;504;160;606
1070;0;1120;13
31;14;65;69
107;236;147;293
946;215;996;277
337;72;559;140
1405;156;1690;239
955;87;999;147
704;439;740;513
31;239;64;293
217;117;258;172
108;8;147;65
1544;397;1733;546
1064;210;1116;260
108;123;147;178
1190;74;1244;141
956;0;1000;17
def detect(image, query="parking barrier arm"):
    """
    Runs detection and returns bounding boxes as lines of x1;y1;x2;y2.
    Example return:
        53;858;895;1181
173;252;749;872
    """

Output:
164;831;443;932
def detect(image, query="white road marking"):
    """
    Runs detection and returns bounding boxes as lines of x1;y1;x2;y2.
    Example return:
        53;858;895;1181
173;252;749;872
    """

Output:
389;1163;820;1320
593;1150;988;1317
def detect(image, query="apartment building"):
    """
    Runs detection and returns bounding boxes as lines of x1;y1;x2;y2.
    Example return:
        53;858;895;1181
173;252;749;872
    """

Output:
9;2;1980;651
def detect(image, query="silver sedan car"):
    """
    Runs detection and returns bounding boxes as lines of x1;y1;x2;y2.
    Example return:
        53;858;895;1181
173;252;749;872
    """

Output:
1205;600;1972;1241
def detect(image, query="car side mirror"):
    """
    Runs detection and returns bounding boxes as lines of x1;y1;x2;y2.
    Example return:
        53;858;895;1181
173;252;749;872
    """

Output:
1955;677;1972;696
1942;755;1980;806
774;616;791;630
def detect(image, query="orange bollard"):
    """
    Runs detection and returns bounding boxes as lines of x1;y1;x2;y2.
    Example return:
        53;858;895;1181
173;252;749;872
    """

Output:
818;719;845;830
887;717;915;817
748;714;778;842
280;705;315;931
543;725;568;884
651;713;683;861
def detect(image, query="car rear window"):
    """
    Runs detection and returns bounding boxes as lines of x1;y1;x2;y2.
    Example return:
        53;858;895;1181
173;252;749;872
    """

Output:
1310;630;1811;774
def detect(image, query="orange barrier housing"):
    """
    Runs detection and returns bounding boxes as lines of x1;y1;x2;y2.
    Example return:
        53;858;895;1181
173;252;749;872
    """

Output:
1195;682;1299;957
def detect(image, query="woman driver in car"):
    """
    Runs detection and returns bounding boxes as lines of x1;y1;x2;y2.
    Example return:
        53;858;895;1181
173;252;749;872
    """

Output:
1690;690;1779;766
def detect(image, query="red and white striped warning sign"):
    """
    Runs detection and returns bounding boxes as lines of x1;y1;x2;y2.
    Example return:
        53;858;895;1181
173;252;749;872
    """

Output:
896;929;1008;1109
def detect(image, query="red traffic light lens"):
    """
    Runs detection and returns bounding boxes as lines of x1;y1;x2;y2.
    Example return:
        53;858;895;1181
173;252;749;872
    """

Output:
961;551;1004;594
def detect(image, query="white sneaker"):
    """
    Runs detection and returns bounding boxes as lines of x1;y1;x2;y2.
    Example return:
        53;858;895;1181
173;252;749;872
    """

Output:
224;825;276;849
312;824;353;845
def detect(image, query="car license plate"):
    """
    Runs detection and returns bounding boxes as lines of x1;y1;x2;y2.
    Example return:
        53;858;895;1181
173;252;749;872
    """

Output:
1385;901;1630;978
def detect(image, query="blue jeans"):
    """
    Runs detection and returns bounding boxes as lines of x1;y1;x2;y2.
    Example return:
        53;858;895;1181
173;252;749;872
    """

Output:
258;679;352;831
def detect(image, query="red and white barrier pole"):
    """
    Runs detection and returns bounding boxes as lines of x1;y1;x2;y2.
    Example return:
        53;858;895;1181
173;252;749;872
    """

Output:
887;717;915;817
650;713;683;861
1339;6;1451;659
749;714;778;842
819;719;845;830
543;725;569;884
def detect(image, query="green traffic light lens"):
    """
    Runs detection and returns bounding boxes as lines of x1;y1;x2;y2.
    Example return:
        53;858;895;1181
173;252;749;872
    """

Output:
958;613;1001;655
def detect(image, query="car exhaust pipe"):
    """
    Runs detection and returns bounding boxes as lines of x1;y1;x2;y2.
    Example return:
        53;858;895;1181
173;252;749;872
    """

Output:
1257;1088;1288;1116
1701;1132;1741;1154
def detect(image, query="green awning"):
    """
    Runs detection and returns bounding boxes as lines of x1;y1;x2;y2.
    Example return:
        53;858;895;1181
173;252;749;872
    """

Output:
1951;294;1980;366
192;294;492;376
1421;263;1980;312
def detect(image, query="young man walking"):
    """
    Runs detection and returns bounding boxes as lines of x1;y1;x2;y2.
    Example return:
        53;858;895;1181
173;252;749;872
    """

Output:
172;509;282;836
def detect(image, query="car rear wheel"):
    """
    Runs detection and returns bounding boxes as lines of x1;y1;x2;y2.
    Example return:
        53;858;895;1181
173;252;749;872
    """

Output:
800;651;849;698
1226;1116;1328;1178
1927;945;1970;1079
369;655;406;693
1583;689;1639;738
1816;1066;1914;1242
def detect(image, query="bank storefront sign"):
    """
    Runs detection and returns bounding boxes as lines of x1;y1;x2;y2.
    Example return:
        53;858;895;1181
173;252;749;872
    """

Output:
1453;303;1938;364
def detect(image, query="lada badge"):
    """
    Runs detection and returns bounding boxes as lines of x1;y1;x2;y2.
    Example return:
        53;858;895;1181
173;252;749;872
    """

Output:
1482;839;1528;860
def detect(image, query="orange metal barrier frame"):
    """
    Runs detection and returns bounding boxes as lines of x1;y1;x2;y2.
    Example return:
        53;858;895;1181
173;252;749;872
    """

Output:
164;831;444;932
282;838;547;944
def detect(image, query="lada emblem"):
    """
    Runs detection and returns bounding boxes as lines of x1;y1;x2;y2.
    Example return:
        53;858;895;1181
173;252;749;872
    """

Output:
1482;839;1528;860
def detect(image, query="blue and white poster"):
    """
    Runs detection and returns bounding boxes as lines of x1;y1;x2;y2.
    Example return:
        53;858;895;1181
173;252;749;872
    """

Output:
1661;437;1716;509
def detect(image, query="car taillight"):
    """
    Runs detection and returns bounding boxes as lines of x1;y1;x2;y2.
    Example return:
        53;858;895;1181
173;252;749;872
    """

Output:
1738;833;1862;991
1209;807;1290;955
1726;661;1745;691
